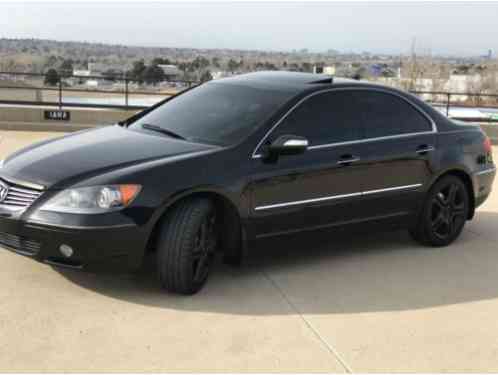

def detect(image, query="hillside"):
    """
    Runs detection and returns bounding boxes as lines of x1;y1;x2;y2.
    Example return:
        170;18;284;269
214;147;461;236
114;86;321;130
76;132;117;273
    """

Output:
0;37;336;73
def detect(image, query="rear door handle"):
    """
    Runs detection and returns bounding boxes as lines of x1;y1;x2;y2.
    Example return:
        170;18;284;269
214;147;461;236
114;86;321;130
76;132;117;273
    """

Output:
416;145;435;155
337;155;360;165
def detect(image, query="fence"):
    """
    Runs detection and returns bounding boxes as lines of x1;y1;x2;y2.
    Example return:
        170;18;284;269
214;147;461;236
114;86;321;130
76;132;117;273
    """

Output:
0;71;197;110
0;71;497;123
410;90;498;121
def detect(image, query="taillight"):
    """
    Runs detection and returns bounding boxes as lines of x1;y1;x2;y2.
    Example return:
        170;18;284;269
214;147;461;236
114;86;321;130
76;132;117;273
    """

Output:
484;136;492;154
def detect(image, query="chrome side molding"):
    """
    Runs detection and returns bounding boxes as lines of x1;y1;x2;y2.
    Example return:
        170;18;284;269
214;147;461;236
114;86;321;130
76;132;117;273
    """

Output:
255;184;423;211
416;146;436;154
475;167;496;176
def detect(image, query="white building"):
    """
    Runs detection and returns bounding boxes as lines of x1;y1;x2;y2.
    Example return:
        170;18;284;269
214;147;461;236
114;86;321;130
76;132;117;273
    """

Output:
211;71;232;80
73;70;91;77
313;66;336;75
158;65;182;80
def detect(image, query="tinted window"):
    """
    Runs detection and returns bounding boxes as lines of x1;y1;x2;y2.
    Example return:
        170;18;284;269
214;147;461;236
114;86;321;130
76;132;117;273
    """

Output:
269;91;363;146
355;91;432;138
129;82;292;146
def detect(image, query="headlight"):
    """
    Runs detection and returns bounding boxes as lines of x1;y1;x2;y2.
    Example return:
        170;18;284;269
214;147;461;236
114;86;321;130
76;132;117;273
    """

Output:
0;159;4;169
39;185;141;214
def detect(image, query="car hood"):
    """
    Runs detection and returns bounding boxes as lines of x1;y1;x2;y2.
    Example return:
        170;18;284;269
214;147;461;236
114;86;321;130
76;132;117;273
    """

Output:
1;125;218;188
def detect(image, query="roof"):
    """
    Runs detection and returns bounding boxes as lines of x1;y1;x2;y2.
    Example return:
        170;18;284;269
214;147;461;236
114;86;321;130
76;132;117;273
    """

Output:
214;71;359;93
158;64;182;76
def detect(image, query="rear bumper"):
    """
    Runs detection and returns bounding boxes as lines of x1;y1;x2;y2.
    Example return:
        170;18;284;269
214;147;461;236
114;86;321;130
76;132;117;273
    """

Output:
473;166;496;209
0;217;147;272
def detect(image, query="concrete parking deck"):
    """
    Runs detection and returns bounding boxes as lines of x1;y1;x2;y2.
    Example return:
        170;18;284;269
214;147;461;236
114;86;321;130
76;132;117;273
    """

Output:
1;130;498;372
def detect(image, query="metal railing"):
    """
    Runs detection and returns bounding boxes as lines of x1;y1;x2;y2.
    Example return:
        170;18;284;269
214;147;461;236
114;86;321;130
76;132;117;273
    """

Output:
0;71;497;123
0;71;197;110
410;90;498;120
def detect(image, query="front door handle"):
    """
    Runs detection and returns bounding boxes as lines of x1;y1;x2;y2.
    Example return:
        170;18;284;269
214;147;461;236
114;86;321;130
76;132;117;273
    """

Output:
337;155;360;166
416;145;435;155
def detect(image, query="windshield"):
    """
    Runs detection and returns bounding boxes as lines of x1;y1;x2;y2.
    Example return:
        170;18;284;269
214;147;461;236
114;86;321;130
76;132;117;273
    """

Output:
129;82;293;146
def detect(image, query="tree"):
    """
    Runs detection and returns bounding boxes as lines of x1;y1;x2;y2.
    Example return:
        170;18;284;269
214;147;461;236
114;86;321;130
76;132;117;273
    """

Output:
300;62;312;72
151;57;171;66
59;59;74;78
263;61;277;70
177;62;188;73
227;58;239;73
102;69;122;82
45;55;58;68
44;68;59;86
289;63;300;71
200;70;213;83
143;64;165;85
127;60;147;83
467;67;498;106
353;66;368;80
0;58;19;71
211;57;220;68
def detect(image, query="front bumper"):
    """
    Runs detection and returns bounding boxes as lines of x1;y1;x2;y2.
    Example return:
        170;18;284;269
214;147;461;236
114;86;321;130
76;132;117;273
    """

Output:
0;216;148;272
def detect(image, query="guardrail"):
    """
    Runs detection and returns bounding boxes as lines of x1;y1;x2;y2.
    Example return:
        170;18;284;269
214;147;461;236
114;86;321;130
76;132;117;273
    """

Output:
0;71;497;123
0;71;197;110
410;90;498;118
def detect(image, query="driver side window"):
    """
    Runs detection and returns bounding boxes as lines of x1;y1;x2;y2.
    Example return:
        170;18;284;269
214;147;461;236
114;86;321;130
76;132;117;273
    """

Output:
267;91;363;147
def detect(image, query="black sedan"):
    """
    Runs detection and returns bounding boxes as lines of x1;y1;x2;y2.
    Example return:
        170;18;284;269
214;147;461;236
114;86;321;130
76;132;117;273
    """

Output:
0;72;495;294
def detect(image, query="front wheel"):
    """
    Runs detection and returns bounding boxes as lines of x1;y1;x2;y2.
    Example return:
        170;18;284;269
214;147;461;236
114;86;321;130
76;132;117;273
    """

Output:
157;198;218;294
410;175;470;247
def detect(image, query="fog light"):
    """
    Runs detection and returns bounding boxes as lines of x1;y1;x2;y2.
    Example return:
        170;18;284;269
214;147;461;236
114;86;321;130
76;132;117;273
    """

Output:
59;244;73;258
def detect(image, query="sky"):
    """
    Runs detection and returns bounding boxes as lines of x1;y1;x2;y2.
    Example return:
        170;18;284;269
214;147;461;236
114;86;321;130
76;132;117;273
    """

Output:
1;1;497;56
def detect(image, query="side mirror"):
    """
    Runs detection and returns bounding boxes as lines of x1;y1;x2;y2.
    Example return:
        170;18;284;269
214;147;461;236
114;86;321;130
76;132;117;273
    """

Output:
266;135;309;158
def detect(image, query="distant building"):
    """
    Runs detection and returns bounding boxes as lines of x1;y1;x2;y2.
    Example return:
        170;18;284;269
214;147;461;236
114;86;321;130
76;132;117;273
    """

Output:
86;80;99;87
158;65;182;80
87;63;129;76
313;65;336;75
369;64;396;78
68;69;92;85
73;70;91;76
211;71;232;80
369;64;384;77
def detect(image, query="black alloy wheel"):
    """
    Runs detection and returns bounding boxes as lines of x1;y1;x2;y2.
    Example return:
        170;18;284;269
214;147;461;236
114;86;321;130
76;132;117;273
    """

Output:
191;211;217;285
430;182;467;241
157;198;218;294
410;175;469;247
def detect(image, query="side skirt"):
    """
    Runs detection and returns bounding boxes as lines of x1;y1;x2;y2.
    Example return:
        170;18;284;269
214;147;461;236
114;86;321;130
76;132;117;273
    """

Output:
254;211;412;240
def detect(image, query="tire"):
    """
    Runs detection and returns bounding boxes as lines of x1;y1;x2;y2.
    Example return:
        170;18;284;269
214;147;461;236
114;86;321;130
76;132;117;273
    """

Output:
157;198;218;294
410;175;470;247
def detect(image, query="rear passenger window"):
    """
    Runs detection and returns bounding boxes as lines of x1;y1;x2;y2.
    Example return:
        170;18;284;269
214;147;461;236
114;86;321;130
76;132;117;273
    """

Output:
270;91;363;146
355;91;432;138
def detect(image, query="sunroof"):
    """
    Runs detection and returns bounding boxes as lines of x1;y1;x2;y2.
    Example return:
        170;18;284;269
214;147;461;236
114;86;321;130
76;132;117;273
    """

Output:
310;77;333;84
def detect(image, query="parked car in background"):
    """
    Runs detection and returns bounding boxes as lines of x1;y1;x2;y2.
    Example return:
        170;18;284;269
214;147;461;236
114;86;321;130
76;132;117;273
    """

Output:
0;72;495;294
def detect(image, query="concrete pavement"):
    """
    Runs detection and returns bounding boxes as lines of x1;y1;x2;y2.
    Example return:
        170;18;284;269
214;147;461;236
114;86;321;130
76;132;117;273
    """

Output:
1;130;498;372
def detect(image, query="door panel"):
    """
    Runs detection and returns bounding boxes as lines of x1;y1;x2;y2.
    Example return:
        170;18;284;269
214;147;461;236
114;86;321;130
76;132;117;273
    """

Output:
352;89;437;219
249;145;366;238
246;88;438;239
360;134;436;218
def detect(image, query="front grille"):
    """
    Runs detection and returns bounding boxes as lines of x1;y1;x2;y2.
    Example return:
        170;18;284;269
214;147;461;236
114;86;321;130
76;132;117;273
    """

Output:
0;231;41;255
0;179;43;209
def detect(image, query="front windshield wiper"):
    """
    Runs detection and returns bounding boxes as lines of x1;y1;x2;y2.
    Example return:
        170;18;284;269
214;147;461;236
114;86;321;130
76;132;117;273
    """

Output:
141;123;186;140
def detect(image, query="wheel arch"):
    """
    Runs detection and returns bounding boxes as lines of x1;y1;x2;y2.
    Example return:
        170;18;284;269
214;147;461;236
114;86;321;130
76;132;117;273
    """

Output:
430;167;475;220
145;187;246;258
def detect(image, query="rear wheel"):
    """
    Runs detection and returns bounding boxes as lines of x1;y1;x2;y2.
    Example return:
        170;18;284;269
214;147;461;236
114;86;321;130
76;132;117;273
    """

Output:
410;175;469;246
157;198;218;294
